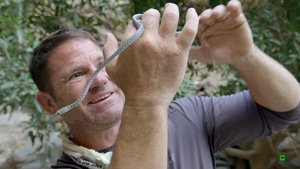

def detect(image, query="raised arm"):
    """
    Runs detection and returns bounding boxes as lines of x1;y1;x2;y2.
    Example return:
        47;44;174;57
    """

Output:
103;3;198;169
190;0;300;112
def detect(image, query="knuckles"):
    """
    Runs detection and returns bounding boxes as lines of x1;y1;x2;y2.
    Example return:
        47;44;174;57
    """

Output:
163;11;179;22
183;24;198;37
130;34;182;62
134;34;159;52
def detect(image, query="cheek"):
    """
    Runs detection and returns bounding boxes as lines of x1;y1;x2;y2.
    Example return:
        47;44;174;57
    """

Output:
116;88;125;101
55;82;86;107
62;109;83;125
116;91;125;110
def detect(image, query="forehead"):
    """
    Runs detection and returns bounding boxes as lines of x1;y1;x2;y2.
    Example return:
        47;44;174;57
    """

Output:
53;38;101;57
48;38;103;65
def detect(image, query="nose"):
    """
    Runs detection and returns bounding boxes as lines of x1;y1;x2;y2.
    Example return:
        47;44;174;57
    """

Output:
89;68;109;91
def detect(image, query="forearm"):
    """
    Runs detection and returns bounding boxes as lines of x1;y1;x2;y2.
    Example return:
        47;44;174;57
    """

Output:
108;103;168;169
231;45;300;112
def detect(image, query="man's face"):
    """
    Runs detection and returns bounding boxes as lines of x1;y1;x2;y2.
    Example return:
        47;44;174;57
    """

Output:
47;38;124;130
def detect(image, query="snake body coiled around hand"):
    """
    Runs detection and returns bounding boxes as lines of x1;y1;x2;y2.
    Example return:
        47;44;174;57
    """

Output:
55;14;144;116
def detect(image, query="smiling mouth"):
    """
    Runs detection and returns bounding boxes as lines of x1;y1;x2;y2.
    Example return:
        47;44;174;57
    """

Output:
89;92;113;104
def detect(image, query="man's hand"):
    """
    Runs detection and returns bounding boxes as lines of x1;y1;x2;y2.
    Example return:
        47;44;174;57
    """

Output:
102;4;199;169
104;3;199;107
190;0;253;65
190;0;300;111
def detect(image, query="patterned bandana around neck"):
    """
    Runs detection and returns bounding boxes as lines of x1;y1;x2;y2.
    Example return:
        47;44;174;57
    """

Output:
59;131;113;169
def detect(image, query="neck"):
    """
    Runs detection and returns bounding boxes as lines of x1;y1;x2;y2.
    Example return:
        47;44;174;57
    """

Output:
68;121;120;151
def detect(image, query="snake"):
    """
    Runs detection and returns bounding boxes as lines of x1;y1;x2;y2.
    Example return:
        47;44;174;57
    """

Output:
55;14;144;116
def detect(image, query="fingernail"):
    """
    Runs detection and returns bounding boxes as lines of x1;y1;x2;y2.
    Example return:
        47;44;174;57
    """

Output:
165;2;173;8
188;8;196;13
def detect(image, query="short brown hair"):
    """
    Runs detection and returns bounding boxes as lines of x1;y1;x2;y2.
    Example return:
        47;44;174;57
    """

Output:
29;28;99;94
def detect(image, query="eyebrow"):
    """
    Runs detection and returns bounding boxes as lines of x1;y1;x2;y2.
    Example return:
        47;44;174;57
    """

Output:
95;56;104;65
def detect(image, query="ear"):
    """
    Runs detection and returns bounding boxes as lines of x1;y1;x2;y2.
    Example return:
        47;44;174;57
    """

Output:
36;91;58;115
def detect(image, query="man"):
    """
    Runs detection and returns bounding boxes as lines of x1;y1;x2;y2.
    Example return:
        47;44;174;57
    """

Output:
29;0;300;169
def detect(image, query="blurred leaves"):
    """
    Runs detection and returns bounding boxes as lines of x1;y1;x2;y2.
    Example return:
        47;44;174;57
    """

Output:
246;0;300;80
218;0;300;95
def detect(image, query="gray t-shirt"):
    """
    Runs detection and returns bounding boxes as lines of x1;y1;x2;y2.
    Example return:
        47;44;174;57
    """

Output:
51;91;300;169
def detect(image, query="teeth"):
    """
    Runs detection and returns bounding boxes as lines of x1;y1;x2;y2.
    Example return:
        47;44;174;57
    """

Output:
90;93;112;103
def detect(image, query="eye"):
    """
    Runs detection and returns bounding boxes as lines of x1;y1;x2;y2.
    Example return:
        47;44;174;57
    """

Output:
70;72;83;80
97;61;104;67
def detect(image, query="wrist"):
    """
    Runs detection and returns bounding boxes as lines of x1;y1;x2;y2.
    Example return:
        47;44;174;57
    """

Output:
121;101;168;129
229;44;258;69
124;94;172;109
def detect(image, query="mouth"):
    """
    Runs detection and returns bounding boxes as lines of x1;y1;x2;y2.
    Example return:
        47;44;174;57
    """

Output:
89;92;113;104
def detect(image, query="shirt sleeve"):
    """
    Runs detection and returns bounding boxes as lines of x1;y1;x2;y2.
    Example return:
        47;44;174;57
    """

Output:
170;90;300;152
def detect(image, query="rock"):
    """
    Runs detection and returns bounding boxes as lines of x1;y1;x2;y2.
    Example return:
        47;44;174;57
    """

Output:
0;133;62;169
0;112;62;169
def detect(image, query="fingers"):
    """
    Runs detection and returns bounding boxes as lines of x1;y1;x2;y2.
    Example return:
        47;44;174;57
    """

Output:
199;5;226;34
212;5;227;21
102;32;118;79
200;9;214;28
227;0;243;17
142;8;160;36
199;0;242;34
159;3;179;39
177;8;199;50
137;3;198;52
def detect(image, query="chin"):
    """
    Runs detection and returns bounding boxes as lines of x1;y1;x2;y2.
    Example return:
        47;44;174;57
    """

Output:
91;109;121;123
89;115;121;130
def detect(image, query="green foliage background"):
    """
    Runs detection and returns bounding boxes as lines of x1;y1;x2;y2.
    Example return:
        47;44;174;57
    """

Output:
0;0;299;165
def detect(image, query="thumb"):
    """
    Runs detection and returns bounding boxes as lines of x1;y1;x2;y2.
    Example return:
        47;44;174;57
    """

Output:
103;32;118;80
